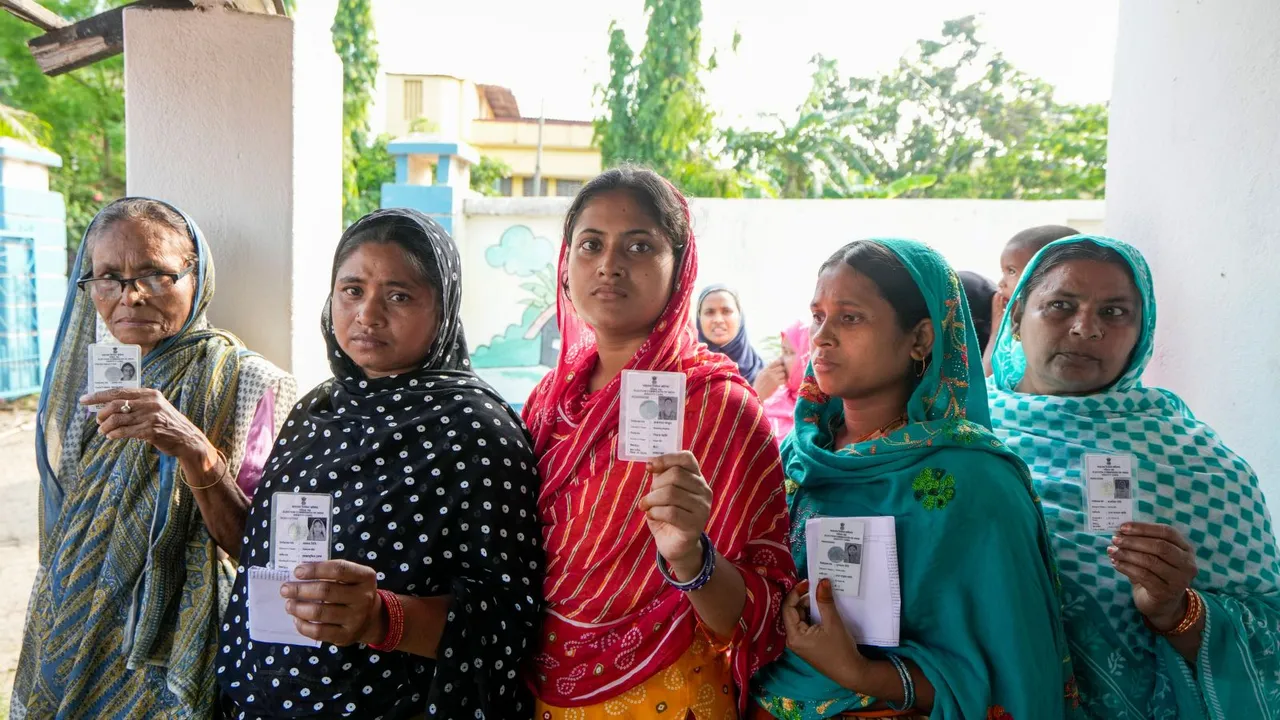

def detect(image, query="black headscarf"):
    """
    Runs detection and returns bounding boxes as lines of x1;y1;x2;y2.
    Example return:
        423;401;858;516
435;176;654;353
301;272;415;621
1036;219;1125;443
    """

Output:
218;209;544;719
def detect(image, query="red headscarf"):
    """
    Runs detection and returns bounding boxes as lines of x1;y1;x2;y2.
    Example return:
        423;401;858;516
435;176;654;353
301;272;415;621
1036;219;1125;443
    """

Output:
523;185;794;710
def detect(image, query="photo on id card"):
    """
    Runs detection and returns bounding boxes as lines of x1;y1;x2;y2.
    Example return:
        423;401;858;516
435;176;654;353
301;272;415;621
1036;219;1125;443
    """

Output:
270;492;332;573
618;370;686;462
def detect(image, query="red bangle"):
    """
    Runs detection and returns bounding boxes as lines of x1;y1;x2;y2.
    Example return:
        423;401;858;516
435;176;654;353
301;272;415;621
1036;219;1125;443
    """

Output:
368;589;404;651
1143;588;1204;637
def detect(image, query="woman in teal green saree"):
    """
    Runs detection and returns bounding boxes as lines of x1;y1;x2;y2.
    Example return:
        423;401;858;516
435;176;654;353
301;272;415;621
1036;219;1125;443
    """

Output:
988;235;1280;719
751;239;1080;719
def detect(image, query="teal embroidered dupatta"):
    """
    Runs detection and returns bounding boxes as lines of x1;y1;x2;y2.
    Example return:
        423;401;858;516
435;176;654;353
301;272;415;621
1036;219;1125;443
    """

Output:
752;239;1079;719
988;235;1280;719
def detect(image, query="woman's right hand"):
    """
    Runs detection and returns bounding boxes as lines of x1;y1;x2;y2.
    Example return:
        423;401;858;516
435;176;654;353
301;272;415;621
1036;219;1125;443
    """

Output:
282;560;385;647
782;579;869;690
753;359;787;399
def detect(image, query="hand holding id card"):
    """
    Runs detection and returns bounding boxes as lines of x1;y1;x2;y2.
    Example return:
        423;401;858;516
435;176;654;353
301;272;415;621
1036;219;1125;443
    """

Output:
248;492;333;647
618;370;686;462
87;343;142;411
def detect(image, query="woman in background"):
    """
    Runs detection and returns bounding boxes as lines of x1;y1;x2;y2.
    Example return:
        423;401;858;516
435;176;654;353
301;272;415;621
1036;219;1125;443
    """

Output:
759;320;812;441
697;284;767;384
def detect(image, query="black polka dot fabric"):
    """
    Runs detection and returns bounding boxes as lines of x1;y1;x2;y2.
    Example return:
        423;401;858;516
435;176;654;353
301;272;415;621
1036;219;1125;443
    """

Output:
215;210;544;719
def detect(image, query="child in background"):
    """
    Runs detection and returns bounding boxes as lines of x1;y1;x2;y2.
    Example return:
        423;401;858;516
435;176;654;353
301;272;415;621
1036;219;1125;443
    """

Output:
984;224;1079;375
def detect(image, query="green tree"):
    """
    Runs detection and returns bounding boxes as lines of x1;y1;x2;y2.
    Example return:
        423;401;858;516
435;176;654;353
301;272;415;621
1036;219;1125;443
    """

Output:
594;0;740;196
345;133;394;220
725;56;940;199
0;0;126;246
840;16;1106;198
729;17;1106;200
331;0;380;223
469;156;511;197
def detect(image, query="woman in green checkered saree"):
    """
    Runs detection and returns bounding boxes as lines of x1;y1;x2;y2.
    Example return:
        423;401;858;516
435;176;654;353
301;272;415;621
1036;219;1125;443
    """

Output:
988;235;1280;719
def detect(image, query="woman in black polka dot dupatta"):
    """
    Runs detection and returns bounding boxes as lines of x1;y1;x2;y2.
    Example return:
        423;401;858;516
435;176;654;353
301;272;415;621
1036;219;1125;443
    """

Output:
217;209;544;719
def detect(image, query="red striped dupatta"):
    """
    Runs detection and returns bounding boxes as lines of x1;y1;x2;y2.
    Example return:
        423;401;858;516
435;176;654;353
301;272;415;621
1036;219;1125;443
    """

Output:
523;192;795;711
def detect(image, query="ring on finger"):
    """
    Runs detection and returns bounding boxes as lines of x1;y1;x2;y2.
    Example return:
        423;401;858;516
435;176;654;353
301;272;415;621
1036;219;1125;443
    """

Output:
121;400;132;413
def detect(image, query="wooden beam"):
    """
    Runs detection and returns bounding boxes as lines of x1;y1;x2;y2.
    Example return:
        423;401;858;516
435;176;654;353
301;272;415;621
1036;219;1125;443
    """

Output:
0;0;69;32
26;0;190;77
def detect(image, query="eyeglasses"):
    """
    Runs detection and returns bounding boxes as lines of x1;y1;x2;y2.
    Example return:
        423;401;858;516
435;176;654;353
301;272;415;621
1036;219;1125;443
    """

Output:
76;266;196;301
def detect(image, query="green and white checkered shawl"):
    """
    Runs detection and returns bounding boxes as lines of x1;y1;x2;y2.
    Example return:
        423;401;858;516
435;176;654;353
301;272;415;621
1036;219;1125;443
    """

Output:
989;235;1280;719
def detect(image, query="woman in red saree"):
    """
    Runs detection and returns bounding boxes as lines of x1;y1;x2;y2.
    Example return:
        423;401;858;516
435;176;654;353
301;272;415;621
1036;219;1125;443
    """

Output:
523;166;796;718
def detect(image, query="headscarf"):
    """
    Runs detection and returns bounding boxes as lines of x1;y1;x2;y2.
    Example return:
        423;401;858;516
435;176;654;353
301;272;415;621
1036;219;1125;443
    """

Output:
989;235;1280;720
696;284;766;383
762;320;812;440
217;209;544;719
17;198;293;716
753;239;1079;720
523;186;794;712
957;270;997;354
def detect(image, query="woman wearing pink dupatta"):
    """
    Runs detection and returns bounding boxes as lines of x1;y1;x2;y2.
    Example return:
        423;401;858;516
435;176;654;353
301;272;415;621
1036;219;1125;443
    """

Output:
760;321;812;441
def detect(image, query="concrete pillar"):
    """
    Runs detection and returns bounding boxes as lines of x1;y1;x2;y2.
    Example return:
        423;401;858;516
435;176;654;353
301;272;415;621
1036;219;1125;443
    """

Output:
123;5;343;389
1106;0;1280;500
382;138;478;235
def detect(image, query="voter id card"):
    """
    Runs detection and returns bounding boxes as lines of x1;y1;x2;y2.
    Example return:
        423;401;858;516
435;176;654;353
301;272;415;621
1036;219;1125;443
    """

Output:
1085;453;1135;532
812;518;866;597
87;343;142;411
270;492;332;572
618;370;686;462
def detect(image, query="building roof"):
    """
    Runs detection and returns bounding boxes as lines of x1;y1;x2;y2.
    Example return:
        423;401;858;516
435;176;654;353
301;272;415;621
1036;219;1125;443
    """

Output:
477;84;521;119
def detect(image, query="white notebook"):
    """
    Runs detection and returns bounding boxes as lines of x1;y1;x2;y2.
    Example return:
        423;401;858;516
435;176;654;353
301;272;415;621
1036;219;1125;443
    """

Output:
247;566;320;648
805;515;901;647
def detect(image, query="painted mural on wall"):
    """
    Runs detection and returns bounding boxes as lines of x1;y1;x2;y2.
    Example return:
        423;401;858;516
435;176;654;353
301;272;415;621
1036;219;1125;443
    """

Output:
471;224;561;372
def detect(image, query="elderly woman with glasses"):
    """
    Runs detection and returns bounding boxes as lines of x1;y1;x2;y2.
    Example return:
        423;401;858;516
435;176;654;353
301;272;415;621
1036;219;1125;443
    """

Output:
12;198;295;719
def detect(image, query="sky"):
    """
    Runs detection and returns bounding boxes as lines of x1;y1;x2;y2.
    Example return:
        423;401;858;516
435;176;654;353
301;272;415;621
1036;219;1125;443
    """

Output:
357;0;1119;135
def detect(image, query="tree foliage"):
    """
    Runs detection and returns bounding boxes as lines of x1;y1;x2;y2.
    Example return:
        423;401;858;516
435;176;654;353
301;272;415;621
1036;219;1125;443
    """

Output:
723;56;937;198
823;16;1107;199
344;133;394;221
593;0;741;197
0;0;125;246
469;156;512;197
331;0;380;223
613;12;1105;200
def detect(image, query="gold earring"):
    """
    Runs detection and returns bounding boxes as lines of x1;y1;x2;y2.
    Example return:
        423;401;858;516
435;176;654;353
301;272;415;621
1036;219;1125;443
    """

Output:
1013;332;1021;342
914;358;927;377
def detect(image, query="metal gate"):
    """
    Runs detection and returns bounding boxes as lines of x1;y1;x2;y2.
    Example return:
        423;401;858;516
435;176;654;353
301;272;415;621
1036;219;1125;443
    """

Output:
0;232;41;399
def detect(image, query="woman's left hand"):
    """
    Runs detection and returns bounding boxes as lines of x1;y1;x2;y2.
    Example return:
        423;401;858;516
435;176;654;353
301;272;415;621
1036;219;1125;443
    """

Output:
641;451;713;578
783;579;868;690
82;387;211;462
1109;522;1199;631
281;560;386;647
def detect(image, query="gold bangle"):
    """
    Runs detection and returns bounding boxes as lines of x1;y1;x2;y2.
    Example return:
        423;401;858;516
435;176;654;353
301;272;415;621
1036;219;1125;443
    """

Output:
183;448;231;491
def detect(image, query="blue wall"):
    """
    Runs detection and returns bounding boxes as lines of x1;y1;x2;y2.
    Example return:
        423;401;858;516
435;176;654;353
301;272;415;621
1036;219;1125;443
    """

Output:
0;144;65;399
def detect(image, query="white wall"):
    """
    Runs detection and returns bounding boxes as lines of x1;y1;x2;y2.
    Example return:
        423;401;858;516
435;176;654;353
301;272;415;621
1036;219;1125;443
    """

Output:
124;6;343;390
1106;0;1280;502
456;197;1103;404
